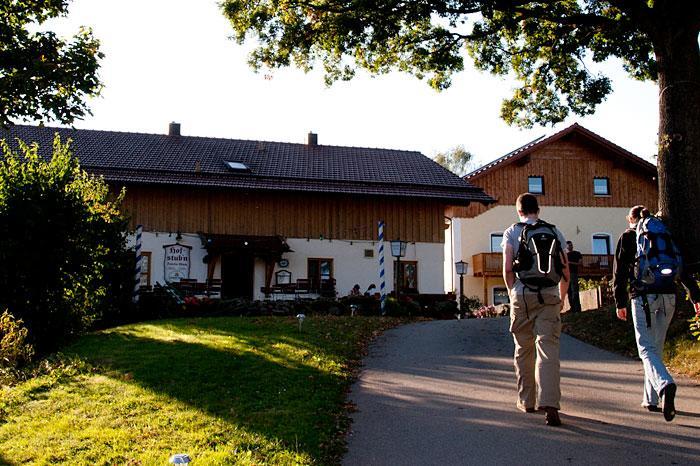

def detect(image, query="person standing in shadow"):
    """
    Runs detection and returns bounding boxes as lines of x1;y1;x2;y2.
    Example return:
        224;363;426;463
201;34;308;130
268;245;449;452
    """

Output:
566;241;582;313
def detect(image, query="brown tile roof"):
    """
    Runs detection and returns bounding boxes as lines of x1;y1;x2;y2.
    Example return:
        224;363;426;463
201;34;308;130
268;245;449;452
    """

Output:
2;124;493;205
464;123;657;180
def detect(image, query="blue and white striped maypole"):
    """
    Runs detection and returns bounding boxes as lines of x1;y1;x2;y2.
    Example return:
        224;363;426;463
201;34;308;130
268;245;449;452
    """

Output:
133;224;143;304
378;220;387;314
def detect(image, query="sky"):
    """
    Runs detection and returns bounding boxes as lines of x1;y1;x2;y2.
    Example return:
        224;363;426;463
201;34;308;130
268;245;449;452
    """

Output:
43;0;661;166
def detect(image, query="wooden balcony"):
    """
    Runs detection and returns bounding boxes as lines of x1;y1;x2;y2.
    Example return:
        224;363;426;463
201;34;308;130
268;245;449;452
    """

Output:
472;253;502;277
471;253;614;278
578;254;614;278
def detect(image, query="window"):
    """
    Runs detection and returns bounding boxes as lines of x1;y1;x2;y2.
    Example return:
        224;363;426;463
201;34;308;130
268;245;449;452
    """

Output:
224;160;250;171
139;251;151;288
592;234;611;255
528;176;544;194
308;258;333;290
493;287;509;306
490;233;504;253
594;177;610;196
395;261;418;293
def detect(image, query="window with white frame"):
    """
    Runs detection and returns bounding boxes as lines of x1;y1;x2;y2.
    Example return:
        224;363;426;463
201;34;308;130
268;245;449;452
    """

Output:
528;176;544;194
594;177;610;196
490;233;504;253
592;234;612;255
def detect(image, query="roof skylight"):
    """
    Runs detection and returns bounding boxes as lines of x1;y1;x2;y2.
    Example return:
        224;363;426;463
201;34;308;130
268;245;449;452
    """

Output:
224;161;249;171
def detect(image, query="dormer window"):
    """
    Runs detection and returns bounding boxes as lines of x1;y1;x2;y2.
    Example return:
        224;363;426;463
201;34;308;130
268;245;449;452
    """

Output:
528;176;544;194
224;161;249;171
594;177;610;196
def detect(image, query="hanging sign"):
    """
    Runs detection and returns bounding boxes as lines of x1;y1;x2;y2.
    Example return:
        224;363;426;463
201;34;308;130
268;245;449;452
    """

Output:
163;243;192;283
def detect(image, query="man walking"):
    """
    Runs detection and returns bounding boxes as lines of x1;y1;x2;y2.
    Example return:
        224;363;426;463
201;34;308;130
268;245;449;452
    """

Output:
502;193;569;426
566;241;583;312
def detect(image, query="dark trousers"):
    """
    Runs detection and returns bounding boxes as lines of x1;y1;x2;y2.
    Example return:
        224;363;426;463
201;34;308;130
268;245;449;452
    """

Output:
567;273;581;312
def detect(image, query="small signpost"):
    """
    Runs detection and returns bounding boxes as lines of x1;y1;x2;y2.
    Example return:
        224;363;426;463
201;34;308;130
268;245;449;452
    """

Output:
163;243;192;283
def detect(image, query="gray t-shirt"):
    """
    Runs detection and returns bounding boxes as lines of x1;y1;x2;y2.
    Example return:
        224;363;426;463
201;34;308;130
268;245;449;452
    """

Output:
501;218;566;254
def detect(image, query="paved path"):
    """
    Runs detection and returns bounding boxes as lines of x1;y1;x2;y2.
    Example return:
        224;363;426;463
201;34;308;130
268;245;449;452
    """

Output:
344;318;700;465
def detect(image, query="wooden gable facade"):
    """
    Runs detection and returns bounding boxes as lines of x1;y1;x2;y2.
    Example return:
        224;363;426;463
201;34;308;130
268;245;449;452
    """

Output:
456;123;658;218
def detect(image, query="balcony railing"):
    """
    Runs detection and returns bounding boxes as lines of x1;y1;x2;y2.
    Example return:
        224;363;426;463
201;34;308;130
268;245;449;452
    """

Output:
471;253;614;278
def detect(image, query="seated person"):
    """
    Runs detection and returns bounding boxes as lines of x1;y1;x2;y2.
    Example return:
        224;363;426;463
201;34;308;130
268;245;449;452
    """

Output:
364;283;377;296
349;284;362;296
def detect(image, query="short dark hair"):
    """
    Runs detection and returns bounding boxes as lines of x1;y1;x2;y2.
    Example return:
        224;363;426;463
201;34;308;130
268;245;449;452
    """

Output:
566;241;573;246
629;205;651;221
516;193;539;215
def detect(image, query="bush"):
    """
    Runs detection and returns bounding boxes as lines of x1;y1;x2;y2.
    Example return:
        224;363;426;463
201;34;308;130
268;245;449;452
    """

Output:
0;311;35;378
461;295;483;315
472;304;508;318
0;137;130;354
340;295;381;315
433;300;459;319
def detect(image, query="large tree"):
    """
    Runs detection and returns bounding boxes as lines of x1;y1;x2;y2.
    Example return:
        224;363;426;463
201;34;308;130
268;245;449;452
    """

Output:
222;0;700;270
0;0;103;126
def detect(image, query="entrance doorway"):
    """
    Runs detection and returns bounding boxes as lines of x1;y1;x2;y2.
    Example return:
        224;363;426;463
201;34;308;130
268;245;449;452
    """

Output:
221;252;254;299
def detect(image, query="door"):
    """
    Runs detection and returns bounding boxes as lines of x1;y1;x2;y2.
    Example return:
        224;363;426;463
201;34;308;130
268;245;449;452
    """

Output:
221;252;255;299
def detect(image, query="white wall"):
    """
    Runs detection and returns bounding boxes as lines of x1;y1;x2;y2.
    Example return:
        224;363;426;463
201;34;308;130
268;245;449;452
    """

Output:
133;231;445;300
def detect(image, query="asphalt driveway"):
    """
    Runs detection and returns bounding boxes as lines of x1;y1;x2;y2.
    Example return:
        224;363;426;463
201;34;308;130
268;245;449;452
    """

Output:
344;318;700;465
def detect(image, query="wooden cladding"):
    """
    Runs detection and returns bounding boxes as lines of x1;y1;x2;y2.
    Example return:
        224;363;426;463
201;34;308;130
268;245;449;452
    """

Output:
120;185;447;243
457;135;658;218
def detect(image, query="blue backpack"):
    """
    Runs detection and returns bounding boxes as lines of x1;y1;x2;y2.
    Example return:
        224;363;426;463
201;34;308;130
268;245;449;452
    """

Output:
634;216;682;293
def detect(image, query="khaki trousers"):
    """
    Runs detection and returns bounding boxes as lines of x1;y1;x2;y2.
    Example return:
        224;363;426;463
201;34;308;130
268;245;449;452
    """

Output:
509;282;562;410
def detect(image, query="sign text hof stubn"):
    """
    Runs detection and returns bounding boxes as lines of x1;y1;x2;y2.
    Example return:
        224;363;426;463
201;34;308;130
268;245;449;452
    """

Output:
164;243;192;283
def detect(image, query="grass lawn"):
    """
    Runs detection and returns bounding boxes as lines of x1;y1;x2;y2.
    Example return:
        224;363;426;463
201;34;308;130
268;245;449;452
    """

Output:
561;304;700;380
0;315;403;465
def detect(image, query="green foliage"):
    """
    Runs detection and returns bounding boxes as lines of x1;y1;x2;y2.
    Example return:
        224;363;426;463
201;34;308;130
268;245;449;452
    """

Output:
0;311;34;376
578;277;605;291
690;314;700;341
221;1;673;128
434;145;476;176
0;0;103;126
0;135;130;354
434;299;458;318
462;295;482;314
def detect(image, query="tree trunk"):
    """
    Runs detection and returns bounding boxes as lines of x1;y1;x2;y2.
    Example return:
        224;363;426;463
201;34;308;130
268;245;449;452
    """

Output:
653;19;700;273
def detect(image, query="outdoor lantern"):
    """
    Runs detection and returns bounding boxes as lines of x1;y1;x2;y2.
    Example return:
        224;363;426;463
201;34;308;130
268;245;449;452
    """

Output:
296;313;306;331
455;260;468;276
169;454;191;465
390;239;408;301
455;260;468;315
390;239;408;258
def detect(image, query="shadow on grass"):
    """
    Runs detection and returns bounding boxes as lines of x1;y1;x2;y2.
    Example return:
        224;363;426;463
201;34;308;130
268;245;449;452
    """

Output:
67;318;347;461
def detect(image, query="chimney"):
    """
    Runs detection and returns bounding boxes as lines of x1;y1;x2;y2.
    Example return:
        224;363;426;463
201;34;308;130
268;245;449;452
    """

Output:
307;131;318;146
169;122;181;136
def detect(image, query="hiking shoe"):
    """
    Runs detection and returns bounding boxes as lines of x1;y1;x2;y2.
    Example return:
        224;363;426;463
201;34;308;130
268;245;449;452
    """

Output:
645;405;662;413
661;383;677;422
544;407;561;426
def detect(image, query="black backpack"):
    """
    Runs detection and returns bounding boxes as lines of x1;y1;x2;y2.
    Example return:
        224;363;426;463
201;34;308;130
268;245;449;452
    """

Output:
512;220;565;293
